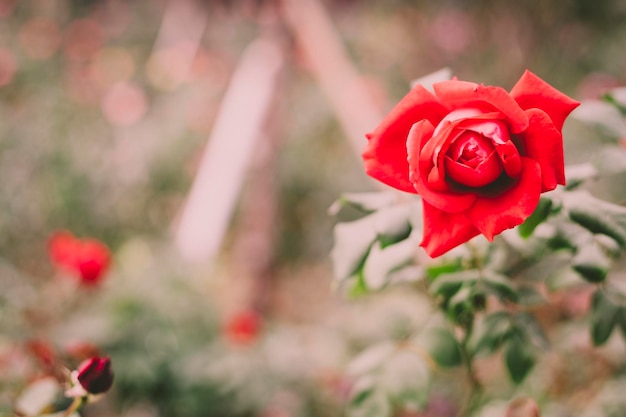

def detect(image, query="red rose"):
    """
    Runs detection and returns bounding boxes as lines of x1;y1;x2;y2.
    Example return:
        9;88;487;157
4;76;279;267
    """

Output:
48;231;111;285
363;71;579;257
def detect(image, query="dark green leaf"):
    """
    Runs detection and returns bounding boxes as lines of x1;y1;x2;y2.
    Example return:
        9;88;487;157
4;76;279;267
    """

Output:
418;328;463;368
448;287;475;327
572;241;611;283
519;198;553;238
505;336;536;384
564;191;626;247
591;289;621;346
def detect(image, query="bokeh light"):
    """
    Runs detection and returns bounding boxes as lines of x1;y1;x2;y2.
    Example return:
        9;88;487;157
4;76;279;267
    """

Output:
101;81;148;126
19;18;62;60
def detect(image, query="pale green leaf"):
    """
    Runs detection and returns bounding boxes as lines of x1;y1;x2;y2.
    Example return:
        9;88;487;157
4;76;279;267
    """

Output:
571;100;626;140
362;233;420;290
14;377;60;417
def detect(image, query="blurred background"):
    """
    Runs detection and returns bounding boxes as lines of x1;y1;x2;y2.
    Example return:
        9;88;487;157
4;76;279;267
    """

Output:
1;0;626;416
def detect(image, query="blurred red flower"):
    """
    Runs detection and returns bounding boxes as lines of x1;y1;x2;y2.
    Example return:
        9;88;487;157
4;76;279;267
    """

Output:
48;231;111;286
225;310;262;345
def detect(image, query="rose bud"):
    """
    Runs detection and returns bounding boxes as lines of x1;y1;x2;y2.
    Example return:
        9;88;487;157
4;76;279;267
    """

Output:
363;70;579;257
67;356;114;397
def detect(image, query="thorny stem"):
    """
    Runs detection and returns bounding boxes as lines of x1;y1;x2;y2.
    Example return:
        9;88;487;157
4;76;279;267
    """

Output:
62;396;84;417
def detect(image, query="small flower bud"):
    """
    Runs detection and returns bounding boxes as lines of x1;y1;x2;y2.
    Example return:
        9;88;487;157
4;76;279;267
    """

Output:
67;356;114;397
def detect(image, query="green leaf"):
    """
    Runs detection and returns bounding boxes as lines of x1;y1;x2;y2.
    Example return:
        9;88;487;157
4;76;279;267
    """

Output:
591;289;621;346
418;328;463;368
516;285;546;306
448;286;475;327
519;197;553;238
572;240;612;283
564;163;598;190
349;271;370;297
331;216;378;281
545;266;584;291
564;190;626;247
590;146;626;176
514;312;549;349
505;336;536;384
347;342;396;376
331;204;412;281
472;311;513;355
373;204;413;247
348;377;392;417
480;271;519;303
380;349;430;409
571;100;626;140
425;259;463;282
602;87;626;115
617;308;626;339
429;270;481;300
410;67;453;93
362;237;418;290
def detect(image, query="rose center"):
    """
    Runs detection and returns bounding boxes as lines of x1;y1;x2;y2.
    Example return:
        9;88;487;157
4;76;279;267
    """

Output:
445;131;503;187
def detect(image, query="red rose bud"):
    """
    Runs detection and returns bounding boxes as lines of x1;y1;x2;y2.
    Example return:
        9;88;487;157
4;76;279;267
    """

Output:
48;231;111;286
363;70;580;257
76;356;114;395
225;310;262;345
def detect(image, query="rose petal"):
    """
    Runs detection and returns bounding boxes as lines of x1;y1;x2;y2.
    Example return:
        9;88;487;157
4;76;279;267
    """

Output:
445;151;502;187
510;70;580;131
468;157;542;240
363;84;449;193
420;200;480;258
407;121;476;212
433;80;529;133
518;108;566;191
460;119;521;178
420;119;465;190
